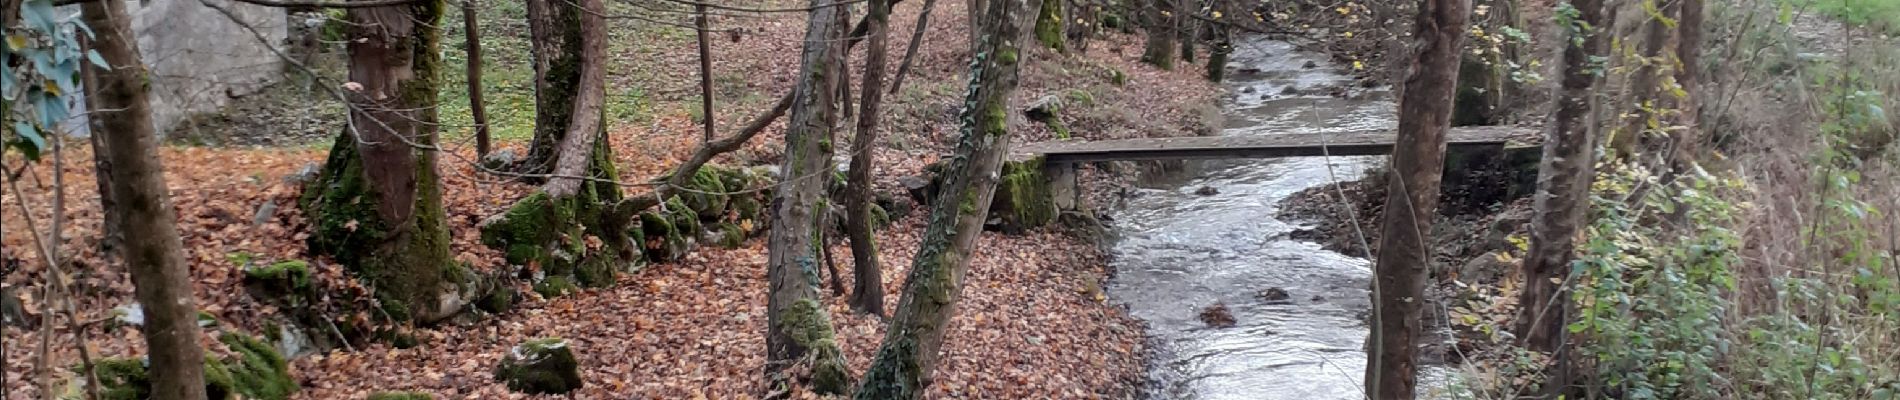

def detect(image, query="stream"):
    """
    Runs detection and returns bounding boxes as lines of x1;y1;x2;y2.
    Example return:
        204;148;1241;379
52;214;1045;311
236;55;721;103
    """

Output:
1106;39;1436;399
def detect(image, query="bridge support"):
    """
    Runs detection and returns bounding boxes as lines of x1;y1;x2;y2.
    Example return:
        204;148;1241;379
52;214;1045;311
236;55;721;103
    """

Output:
1045;161;1079;213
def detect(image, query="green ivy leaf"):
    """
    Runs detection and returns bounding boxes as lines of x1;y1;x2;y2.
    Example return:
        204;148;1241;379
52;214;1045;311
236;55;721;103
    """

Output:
10;121;46;160
86;50;109;69
21;0;59;33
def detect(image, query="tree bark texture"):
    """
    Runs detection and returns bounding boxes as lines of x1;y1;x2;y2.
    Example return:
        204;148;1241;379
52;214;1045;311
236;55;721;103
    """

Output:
522;0;583;176
1515;0;1604;357
764;0;853;394
1609;0;1678;159
1670;0;1702;166
1140;0;1177;70
888;0;940;94
463;0;491;157
302;0;457;323
80;0;209;397
78;34;124;256
853;0;1038;397
696;3;716;142
1364;0;1467;397
847;0;893;316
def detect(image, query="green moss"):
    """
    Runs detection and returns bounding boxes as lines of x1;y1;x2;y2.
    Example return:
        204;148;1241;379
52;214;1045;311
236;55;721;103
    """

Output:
367;392;435;400
494;338;583;395
778;298;850;395
85;355;242;400
664;195;702;235
574;256;617;288
990;157;1056;232
1035;0;1066;52
219;333;297;400
534;276;579;298
681;167;730;218
717;222;746;249
476;286;517;314
243;260;313;299
1109;68;1128;86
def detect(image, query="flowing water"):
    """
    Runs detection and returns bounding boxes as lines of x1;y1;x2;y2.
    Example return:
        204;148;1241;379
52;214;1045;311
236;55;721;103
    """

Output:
1106;39;1417;399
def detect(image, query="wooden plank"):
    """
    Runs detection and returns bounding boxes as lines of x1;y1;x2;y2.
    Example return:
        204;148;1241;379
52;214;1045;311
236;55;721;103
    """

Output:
1015;126;1537;163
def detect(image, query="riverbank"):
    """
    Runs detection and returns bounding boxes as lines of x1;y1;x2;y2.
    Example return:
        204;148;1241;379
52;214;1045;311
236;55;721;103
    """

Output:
0;1;1221;398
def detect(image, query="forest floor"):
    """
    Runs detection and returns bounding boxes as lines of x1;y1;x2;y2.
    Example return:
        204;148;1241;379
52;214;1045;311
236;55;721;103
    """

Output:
0;1;1221;399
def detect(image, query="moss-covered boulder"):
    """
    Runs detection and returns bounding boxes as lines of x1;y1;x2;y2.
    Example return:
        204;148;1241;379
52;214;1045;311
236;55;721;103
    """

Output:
494;338;583;395
637;196;702;262
533;276;579;298
476;286;517;314
679;167;730;218
991;157;1057;232
242;260;314;301
78;333;294;400
367;391;435;400
219;333;298;400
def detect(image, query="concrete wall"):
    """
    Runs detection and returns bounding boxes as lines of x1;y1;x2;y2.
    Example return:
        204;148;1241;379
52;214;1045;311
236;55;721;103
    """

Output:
63;0;285;135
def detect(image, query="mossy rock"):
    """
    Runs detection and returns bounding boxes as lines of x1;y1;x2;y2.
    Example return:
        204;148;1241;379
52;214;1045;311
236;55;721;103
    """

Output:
79;348;271;400
638;211;691;262
573;256;617;288
476;286;517;314
219;332;298;400
664;195;702;235
924;157;1056;232
681;167;730;219
242;260;314;299
494;338;583;395
368;391;435;400
716;222;746;249
534;276;580;298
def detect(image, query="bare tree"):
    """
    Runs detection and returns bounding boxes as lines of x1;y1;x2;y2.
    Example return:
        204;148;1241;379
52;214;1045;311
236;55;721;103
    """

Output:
1364;0;1468;397
764;0;853;394
887;0;940;94
853;0;1040;397
300;0;459;322
1609;0;1680;159
81;0;208;397
696;2;715;142
463;0;491;157
1514;0;1606;395
846;0;894;316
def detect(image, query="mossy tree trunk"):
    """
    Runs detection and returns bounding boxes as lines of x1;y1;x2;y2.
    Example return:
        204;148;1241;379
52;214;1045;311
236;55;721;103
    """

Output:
82;0;208;397
1035;0;1065;52
765;0;852;395
302;0;459;323
480;0;630;292
1514;0;1604;395
1364;0;1467;397
1204;14;1231;82
520;0;584;176
847;0;894;316
1140;0;1177;70
854;0;1037;397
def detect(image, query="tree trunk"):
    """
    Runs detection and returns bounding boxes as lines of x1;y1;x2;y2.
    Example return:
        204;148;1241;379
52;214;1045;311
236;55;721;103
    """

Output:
80;0;208;397
696;3;716;142
521;0;584;176
1609;0;1677;159
764;0;853;395
847;0;894;316
479;0;631;293
1671;0;1702;166
1204;11;1230;82
1177;0;1196;63
1364;0;1467;397
463;0;491;157
302;0;458;323
1140;0;1177;70
853;0;1038;397
888;0;940;94
1514;0;1604;372
78;35;123;256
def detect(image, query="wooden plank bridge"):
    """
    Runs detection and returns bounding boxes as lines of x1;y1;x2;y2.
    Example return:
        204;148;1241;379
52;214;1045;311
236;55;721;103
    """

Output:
1012;125;1537;163
998;125;1541;220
